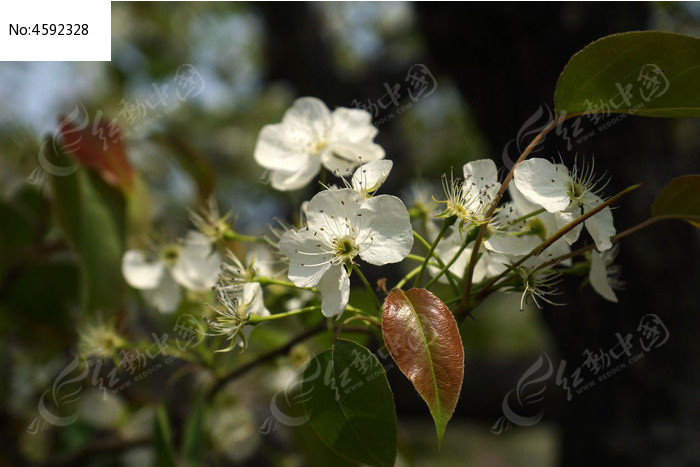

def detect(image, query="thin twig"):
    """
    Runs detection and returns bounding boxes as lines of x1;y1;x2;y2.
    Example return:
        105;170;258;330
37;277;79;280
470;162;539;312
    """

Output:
207;322;326;399
533;216;662;272
413;218;454;287
412;229;460;293
354;267;382;311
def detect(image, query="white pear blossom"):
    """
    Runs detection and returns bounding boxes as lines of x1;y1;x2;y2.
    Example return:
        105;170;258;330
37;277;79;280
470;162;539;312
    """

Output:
211;282;270;348
254;97;385;191
437;159;501;230
484;184;572;266
430;182;573;286
351;159;393;198
513;158;615;251
122;232;222;313
491;185;572;310
209;253;270;350
279;188;413;318
589;245;623;303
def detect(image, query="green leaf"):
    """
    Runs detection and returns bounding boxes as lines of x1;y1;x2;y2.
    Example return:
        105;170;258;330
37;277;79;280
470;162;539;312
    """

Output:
652;174;700;227
274;386;358;467
382;288;464;445
0;259;79;353
555;31;700;117
182;395;205;466
303;339;397;467
154;405;178;467
0;198;36;278
50;156;125;316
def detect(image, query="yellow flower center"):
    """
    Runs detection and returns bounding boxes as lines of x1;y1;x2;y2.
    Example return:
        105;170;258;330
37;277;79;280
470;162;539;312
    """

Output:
161;245;180;266
568;181;585;201
310;139;328;156
334;236;358;261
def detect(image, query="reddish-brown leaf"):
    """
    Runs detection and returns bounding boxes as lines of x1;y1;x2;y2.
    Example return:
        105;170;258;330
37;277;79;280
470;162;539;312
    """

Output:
59;117;134;191
382;288;464;444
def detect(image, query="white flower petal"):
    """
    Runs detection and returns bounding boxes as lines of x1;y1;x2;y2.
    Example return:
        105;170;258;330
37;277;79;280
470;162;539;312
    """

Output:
305;188;364;234
279;229;332;287
357;194;413;265
242;283;270;318
281;97;332;137
485;233;540;256
522;237;571;269
253;123;314;171
463;159;501;199
546;237;572;267
328;140;385;166
329;107;378;142
430;227;469;281
142;271;182;313
508;183;540;216
585;205;615;252
513;159;571;213
351;160;393;196
554;207;583;245
319;148;361;176
171;232;222;291
122;250;165;290
317;265;350;318
473;251;509;283
247;247;279;280
590;251;618;302
537;210;561;237
268;156;321;191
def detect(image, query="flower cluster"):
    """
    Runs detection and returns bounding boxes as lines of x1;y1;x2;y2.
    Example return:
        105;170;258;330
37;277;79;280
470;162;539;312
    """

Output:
119;96;624;349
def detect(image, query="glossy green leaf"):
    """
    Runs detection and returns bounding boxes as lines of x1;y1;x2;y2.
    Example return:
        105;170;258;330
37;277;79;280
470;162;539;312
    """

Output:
50;144;125;317
303;339;397;467
274;384;358;467
382;288;464;445
652;174;700;227
555;31;700;117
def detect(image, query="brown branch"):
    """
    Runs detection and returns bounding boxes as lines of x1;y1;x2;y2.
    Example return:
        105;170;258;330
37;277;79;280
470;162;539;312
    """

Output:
532;216;663;272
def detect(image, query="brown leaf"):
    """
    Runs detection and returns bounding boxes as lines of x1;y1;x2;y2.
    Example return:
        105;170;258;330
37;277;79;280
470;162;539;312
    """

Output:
59;117;134;191
382;288;464;445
